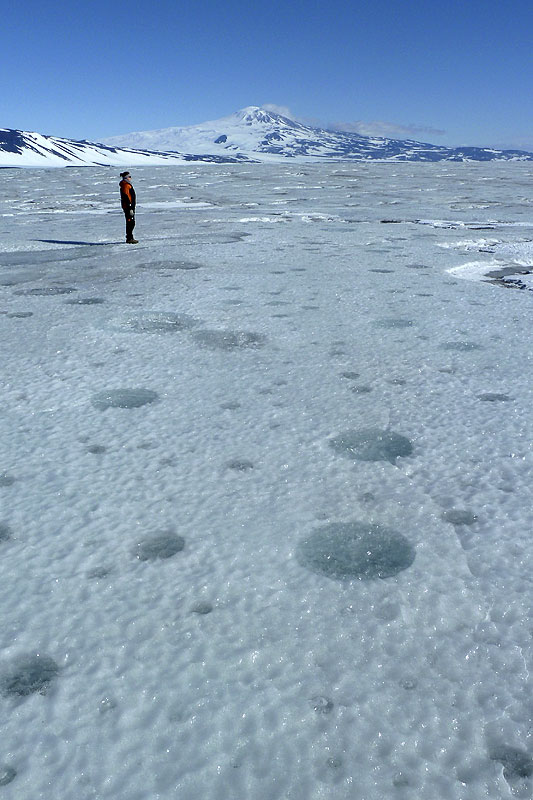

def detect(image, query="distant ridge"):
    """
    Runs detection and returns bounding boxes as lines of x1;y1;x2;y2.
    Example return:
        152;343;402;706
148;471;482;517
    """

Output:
103;105;533;163
2;107;533;167
0;128;252;168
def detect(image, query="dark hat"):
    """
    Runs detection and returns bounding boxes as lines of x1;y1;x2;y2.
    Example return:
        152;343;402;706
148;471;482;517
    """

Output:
120;171;131;178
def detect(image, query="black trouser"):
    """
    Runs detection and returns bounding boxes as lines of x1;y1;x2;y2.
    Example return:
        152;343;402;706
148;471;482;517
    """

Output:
124;212;136;241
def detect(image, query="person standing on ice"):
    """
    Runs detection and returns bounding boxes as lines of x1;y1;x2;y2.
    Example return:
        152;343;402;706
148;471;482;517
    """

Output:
119;171;138;243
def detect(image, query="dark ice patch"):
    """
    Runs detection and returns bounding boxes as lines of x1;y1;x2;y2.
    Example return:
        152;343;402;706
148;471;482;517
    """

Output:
112;311;199;334
311;695;334;714
6;311;33;318
489;745;533;781
0;766;16;786
14;287;77;296
441;341;483;352
0;523;12;542
477;393;512;402
92;389;159;409
226;459;254;471
400;678;418;690
341;372;360;380
87;566;112;579
136;260;202;270
190;602;213;615
329;428;413;464
350;385;373;394
179;232;248;245
374;318;414;329
135;531;185;561
441;509;478;526
1;653;59;697
65;297;105;305
297;522;415;580
192;329;265;350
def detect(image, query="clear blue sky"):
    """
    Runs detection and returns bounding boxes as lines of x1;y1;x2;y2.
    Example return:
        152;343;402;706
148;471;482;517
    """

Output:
2;0;532;150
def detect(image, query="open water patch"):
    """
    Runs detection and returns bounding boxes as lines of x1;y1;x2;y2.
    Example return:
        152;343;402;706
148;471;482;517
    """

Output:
92;389;159;410
297;522;415;580
192;329;266;350
329;428;413;464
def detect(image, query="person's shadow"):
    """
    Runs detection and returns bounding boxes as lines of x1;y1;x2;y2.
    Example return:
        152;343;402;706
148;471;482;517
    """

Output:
35;239;123;246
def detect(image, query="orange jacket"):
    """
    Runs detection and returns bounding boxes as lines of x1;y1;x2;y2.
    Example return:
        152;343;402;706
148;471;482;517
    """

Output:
119;179;136;213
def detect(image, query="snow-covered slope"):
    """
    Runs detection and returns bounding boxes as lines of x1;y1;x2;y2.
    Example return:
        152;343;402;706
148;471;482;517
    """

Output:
0;129;252;168
103;106;533;163
3;107;533;168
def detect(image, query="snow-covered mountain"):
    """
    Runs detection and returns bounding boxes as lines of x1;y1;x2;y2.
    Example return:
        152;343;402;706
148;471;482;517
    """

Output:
0;128;252;168
3;107;533;167
103;106;533;163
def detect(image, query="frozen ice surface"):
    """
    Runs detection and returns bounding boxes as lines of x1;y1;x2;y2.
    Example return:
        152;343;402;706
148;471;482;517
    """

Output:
2;162;533;798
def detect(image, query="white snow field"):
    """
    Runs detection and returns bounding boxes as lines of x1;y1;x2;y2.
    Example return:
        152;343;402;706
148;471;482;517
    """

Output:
1;162;533;800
